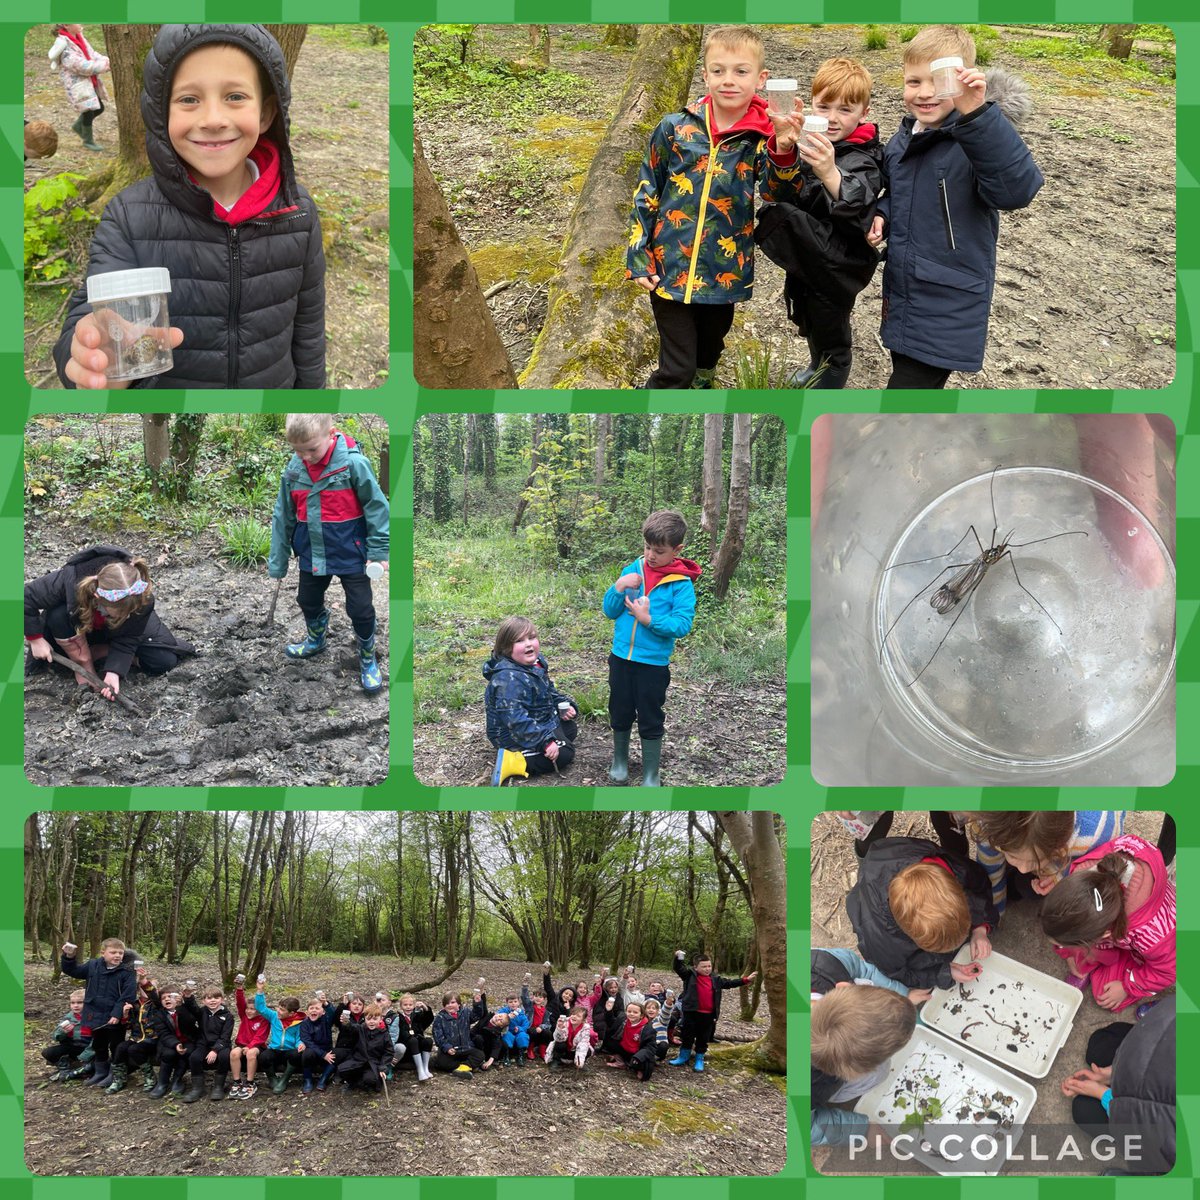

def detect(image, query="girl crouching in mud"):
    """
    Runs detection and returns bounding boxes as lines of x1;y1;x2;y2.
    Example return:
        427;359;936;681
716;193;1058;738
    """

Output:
24;545;194;701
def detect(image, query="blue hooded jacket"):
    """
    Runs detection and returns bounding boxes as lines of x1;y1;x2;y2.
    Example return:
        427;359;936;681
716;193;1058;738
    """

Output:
875;72;1043;373
602;556;700;666
483;654;573;752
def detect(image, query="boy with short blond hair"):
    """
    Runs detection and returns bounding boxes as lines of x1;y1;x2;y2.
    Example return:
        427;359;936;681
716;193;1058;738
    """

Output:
757;56;883;389
868;24;1043;387
602;510;701;785
625;26;775;389
60;937;136;1089
42;988;89;1080
268;414;390;692
55;23;325;389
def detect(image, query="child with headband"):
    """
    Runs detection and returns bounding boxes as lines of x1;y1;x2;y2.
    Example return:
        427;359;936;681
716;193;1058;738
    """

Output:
1040;833;1175;1013
24;546;194;701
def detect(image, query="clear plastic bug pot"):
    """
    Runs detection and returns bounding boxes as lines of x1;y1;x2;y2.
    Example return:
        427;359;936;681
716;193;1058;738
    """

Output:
810;413;1176;785
802;114;829;136
765;78;798;116
85;267;173;382
931;56;965;99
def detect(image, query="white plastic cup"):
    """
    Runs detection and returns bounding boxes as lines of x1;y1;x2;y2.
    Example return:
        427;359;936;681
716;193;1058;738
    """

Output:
557;701;571;718
365;561;384;581
257;973;266;985
802;114;829;137
85;267;174;382
765;78;798;116
186;979;196;989
931;56;964;99
235;974;246;985
63;942;78;956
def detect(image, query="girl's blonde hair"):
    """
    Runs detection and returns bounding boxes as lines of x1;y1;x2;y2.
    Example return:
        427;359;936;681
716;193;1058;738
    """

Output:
1041;851;1131;945
888;862;970;953
285;413;334;443
69;988;85;1001
492;615;536;660
812;985;915;1079
76;560;152;637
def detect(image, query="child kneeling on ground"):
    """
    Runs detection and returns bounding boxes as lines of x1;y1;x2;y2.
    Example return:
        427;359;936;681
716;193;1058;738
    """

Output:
268;414;389;693
25;547;194;701
484;616;578;780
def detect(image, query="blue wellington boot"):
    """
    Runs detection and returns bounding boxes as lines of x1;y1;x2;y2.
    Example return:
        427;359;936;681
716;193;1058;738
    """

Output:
668;1049;692;1067
357;630;383;692
693;1053;706;1072
286;609;329;659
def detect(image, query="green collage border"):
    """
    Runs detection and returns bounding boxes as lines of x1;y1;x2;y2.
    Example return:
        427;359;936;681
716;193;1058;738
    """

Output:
3;6;1194;1195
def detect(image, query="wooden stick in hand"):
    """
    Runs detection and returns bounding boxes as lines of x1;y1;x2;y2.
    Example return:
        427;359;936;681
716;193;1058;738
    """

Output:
41;647;148;718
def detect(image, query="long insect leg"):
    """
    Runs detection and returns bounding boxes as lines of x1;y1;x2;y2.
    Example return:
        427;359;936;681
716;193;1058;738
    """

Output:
1006;530;1089;549
906;575;985;688
883;525;984;572
988;464;1001;547
879;558;981;662
1002;551;1063;635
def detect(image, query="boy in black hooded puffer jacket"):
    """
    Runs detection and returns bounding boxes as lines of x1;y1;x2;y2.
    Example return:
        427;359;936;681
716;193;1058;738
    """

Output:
55;24;325;389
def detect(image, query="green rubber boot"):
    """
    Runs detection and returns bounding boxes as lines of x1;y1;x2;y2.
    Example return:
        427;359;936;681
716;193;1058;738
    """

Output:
691;368;717;389
640;738;663;787
142;1062;157;1091
286;609;329;659
105;1064;128;1094
608;730;630;783
272;1062;295;1094
71;115;85;138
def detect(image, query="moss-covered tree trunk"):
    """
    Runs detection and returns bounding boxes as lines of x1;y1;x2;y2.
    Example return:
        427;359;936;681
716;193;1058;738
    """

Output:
264;24;308;76
88;25;158;209
520;24;702;388
716;811;786;1072
712;413;750;599
603;25;638;48
1100;24;1136;60
413;134;518;389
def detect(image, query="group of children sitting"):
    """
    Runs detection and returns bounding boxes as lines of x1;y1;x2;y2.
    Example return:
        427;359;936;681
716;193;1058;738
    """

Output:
43;945;755;1098
627;23;1042;391
811;812;1177;1173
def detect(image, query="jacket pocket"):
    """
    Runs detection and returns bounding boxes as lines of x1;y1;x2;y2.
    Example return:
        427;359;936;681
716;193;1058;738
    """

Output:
937;177;956;251
912;254;986;295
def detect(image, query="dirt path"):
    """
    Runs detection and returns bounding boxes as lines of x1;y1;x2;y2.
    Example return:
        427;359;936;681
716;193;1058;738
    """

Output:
414;650;786;788
24;525;389;787
24;26;388;389
24;953;786;1177
810;810;1170;1175
419;24;1174;389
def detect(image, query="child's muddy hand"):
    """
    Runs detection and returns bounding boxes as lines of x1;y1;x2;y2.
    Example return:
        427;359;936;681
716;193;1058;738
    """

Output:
969;929;992;960
867;215;886;247
950;962;982;983
1097;980;1127;1010
100;671;120;701
908;987;933;1005
633;275;660;292
544;740;560;763
29;638;52;662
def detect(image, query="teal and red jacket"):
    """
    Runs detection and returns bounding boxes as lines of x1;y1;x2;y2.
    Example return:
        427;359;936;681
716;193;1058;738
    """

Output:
603;556;701;665
625;94;774;304
269;430;389;578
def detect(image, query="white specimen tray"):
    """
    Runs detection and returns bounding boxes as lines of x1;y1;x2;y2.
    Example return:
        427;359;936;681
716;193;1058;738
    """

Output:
921;948;1083;1079
855;1025;1038;1176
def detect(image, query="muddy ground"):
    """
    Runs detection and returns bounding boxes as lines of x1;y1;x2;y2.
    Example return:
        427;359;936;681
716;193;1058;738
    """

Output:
414;667;786;789
24;524;389;788
810;809;1170;1176
24;953;786;1177
24;26;389;390
418;24;1175;389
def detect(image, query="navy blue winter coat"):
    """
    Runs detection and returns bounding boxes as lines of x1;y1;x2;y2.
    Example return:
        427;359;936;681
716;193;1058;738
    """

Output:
483;654;574;752
61;953;138;1031
876;96;1043;373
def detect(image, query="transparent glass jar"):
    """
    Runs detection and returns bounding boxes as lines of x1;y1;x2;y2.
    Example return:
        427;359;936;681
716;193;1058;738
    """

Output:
85;267;173;382
811;413;1176;785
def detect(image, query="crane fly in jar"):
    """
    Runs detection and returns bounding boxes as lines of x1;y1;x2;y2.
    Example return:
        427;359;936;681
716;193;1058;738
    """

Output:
879;465;1089;687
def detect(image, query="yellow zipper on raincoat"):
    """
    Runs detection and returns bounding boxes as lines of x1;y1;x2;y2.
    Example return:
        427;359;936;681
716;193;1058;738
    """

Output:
684;107;724;304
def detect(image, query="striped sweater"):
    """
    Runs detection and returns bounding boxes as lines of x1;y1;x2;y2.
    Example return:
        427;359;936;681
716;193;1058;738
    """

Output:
975;810;1124;917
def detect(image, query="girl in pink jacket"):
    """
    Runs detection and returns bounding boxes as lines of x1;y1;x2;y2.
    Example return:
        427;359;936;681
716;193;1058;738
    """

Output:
1041;833;1175;1013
